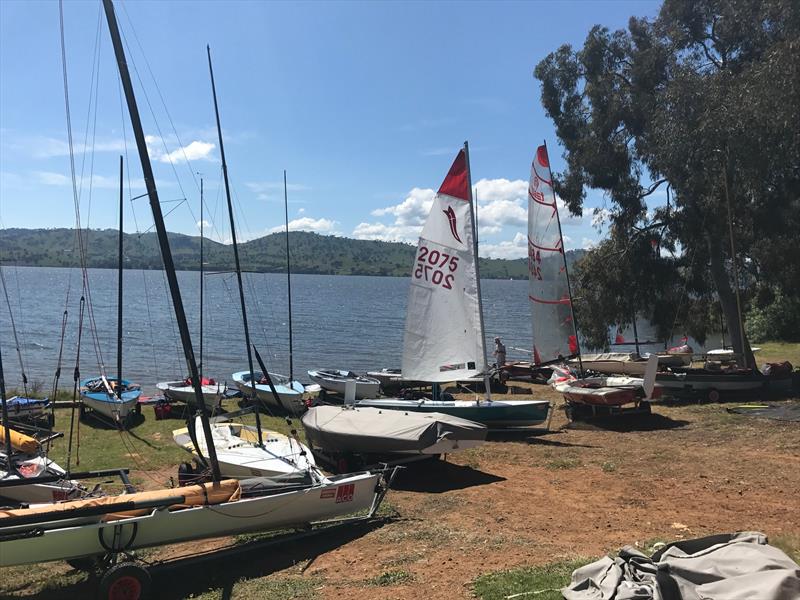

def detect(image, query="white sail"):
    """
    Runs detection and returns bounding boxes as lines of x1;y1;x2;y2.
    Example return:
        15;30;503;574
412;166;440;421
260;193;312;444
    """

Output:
528;145;578;364
401;149;485;382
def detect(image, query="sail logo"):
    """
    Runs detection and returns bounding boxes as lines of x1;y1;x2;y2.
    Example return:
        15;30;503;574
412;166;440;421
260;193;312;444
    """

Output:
335;483;355;503
443;206;463;243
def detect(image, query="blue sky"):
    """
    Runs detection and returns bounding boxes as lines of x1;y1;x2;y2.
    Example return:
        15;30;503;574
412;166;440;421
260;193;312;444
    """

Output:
0;0;661;258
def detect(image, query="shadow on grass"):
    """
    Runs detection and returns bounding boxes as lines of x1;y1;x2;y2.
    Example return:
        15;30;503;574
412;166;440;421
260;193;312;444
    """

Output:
486;429;597;448
79;410;146;431
565;411;689;432
11;518;391;600
389;459;505;493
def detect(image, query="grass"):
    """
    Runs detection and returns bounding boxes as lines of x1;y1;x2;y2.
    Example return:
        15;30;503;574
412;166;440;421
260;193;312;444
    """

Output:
189;576;321;600
472;559;589;600
367;569;415;586
755;342;800;366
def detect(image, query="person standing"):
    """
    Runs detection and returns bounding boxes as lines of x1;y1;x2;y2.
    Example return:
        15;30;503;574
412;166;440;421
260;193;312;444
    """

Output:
493;336;507;367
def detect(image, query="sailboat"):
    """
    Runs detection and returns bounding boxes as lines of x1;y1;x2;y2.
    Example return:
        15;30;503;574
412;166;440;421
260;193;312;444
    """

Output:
229;169;305;416
79;156;142;422
1;342;83;504
524;143;658;416
1;3;390;583
355;145;551;427
157;176;227;411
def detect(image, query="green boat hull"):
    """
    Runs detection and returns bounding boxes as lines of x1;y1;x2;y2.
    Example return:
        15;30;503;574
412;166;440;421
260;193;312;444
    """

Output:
355;399;550;428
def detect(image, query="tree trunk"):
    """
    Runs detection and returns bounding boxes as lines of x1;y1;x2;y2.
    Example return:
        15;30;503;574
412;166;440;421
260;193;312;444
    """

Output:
707;233;756;369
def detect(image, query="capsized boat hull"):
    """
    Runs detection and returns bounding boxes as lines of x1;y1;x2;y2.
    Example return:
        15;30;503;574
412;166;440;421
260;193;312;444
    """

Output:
301;405;486;456
157;381;225;410
0;471;381;567
355;398;551;428
232;371;305;414
79;377;141;422
308;370;381;399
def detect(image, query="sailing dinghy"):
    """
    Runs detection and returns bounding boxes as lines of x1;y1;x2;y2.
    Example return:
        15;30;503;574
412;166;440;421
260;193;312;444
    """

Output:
355;146;551;427
308;369;381;399
157;377;224;411
526;144;658;417
173;415;316;480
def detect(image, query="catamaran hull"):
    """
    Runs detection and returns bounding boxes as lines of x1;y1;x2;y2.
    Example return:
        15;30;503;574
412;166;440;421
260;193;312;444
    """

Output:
157;382;225;410
0;472;381;567
232;371;305;414
355;398;551;428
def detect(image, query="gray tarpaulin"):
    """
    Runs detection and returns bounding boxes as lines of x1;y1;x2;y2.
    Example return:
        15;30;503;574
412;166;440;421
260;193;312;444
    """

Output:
301;405;486;454
563;532;800;600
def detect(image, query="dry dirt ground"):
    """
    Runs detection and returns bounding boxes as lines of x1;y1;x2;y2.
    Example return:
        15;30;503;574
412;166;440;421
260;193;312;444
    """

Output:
3;385;799;599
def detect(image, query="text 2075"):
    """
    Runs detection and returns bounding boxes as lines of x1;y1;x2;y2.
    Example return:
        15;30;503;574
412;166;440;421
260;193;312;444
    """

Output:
415;246;458;289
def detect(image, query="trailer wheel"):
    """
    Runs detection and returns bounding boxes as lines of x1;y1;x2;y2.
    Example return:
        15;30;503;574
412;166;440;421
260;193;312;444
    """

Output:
707;388;720;403
98;562;151;600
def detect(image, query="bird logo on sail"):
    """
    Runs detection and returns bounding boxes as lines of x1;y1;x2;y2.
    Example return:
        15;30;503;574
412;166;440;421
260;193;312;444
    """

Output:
443;206;462;243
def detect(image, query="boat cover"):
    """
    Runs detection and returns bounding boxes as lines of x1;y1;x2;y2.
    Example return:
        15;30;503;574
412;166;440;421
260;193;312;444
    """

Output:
562;531;800;600
301;406;486;454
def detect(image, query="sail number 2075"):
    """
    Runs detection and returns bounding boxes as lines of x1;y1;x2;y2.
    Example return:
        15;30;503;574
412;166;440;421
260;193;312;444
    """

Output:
415;246;458;289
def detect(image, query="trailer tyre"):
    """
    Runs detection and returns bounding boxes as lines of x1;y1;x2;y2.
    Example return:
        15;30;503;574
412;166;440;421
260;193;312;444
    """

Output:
707;388;721;403
98;562;151;600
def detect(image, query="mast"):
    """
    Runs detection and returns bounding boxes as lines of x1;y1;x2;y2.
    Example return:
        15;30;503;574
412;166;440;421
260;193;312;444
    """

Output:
284;170;294;382
1;340;14;470
544;140;583;375
199;176;204;379
207;45;264;445
116;155;123;394
722;161;750;369
464;141;491;402
102;0;221;481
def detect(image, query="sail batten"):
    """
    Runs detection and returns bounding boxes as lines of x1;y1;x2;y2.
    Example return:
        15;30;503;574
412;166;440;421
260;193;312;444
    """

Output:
528;144;577;365
401;149;484;382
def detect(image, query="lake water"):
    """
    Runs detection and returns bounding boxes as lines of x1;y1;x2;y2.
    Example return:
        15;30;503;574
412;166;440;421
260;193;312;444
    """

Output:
1;266;727;395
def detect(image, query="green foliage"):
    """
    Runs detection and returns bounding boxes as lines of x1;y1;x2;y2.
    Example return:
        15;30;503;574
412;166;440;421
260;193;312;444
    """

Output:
746;288;800;343
0;228;534;279
366;570;415;586
534;0;800;346
472;559;589;600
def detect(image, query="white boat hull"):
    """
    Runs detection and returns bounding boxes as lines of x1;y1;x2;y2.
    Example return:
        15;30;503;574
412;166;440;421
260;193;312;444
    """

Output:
232;371;305;414
0;472;381;567
156;381;225;411
308;370;381;399
79;395;139;422
572;352;690;376
174;420;317;479
0;456;82;504
355;398;551;428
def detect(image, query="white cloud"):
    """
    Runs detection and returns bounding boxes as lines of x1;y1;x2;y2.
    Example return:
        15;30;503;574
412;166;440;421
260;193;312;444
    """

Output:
352;222;422;243
581;237;598;249
480;232;528;259
32;171;141;190
269;217;337;234
148;139;215;164
370;187;436;226
298;207;306;214
196;220;210;229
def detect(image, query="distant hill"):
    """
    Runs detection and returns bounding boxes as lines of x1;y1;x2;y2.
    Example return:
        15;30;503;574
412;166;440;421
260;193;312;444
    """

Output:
0;228;586;279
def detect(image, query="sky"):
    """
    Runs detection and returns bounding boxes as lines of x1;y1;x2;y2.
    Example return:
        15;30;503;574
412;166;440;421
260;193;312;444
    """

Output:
0;0;661;259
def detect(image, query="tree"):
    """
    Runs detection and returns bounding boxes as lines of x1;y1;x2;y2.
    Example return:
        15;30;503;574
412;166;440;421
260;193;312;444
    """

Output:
534;0;800;364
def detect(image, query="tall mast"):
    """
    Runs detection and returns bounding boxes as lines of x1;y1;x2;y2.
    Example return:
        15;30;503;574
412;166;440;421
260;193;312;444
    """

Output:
102;0;220;481
1;340;14;470
199;176;204;379
464;141;491;402
544;140;583;375
284;170;294;382
207;46;264;445
116;155;123;394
